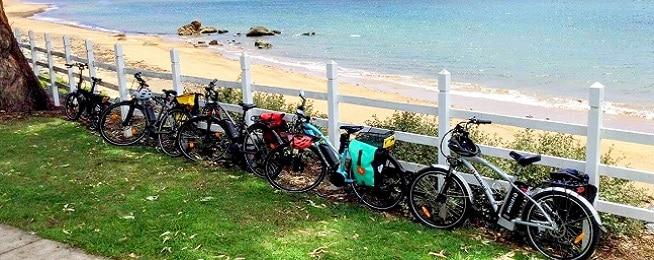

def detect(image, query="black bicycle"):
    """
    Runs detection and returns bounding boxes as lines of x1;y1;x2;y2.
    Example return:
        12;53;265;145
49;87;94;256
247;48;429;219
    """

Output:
98;72;191;148
176;82;286;176
63;62;111;130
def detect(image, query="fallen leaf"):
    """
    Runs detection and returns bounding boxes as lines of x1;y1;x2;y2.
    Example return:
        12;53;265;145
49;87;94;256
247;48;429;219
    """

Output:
146;196;158;201
428;250;447;258
122;215;135;220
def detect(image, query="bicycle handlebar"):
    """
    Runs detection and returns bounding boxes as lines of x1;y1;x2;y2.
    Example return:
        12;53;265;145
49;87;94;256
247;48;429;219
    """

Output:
65;62;88;70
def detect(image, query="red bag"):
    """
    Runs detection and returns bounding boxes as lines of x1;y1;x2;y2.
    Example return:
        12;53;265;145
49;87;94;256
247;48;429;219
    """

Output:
260;112;286;128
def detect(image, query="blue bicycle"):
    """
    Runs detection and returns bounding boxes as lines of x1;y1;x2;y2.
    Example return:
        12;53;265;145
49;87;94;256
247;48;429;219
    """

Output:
263;90;411;210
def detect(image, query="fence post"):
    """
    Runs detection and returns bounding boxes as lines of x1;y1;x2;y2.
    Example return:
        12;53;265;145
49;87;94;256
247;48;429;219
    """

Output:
28;30;39;76
85;40;97;93
115;44;129;101
14;28;20;42
240;53;254;125
63;36;75;92
45;33;59;106
170;48;183;94
327;61;340;149
585;83;604;191
437;69;451;165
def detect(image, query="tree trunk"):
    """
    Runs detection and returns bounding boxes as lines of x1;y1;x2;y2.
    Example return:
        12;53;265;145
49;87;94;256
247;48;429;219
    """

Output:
0;0;51;112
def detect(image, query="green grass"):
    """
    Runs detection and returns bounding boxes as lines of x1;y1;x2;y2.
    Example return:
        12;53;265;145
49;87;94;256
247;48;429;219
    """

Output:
0;117;539;259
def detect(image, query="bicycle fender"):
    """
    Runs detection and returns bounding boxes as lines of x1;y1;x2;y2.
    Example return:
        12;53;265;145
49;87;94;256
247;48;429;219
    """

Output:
536;187;606;231
417;165;474;204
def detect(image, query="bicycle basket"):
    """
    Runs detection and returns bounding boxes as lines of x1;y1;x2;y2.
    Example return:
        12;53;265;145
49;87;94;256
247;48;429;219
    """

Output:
355;130;396;149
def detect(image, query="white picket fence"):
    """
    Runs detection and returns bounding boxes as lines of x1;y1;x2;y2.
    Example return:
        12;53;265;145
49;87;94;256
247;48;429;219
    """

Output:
15;29;654;223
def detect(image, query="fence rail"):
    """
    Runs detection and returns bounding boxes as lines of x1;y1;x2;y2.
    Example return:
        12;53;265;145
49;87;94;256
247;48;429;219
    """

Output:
15;28;654;223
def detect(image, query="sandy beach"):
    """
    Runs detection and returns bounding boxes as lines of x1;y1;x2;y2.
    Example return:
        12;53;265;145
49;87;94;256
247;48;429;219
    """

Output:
4;0;653;194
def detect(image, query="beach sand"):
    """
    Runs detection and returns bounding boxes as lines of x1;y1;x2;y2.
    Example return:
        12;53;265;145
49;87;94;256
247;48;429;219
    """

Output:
4;0;653;195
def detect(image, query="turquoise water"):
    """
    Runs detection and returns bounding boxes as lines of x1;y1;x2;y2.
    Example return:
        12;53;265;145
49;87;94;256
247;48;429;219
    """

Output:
30;0;654;109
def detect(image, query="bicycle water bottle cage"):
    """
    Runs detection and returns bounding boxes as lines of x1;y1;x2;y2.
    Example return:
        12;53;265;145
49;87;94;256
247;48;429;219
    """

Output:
508;151;541;167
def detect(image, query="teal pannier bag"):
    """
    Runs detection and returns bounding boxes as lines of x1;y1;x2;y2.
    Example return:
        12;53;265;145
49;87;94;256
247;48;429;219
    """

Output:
349;139;378;186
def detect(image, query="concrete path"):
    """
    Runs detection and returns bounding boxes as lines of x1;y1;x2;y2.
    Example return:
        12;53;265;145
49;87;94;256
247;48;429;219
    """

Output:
0;224;105;260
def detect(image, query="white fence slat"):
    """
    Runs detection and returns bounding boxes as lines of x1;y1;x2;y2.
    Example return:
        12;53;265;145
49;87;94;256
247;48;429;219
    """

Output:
240;54;254;125
586;83;604;188
438;69;451;164
170;48;183;94
114;44;129;101
28;31;39;76
85;40;97;93
63;36;75;92
45;33;59;106
327;61;340;148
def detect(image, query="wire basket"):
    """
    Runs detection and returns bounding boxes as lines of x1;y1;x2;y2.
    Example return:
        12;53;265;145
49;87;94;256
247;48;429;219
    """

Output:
355;130;396;149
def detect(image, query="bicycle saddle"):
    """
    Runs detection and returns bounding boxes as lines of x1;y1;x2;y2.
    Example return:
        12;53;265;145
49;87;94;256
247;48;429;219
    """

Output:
163;90;178;97
340;125;364;134
238;102;257;111
509;151;541;167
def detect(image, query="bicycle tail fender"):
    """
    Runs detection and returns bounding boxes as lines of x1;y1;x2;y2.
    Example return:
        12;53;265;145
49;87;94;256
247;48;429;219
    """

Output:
417;164;474;204
535;187;606;232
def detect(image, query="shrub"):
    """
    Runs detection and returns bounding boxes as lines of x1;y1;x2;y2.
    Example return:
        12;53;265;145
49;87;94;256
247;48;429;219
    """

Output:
365;111;438;164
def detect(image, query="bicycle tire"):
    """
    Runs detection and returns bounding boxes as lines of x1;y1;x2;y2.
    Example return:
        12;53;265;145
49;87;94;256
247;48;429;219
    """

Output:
177;116;230;162
264;143;326;193
98;101;148;146
242;123;281;177
64;92;83;121
522;189;600;260
408;168;471;229
87;102;107;132
351;161;406;210
157;108;191;157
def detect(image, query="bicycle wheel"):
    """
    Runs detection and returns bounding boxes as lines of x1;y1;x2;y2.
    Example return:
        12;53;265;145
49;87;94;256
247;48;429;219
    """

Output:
242;124;280;177
522;189;600;260
88;102;109;132
408;168;471;229
177;116;230;162
64;92;83;121
264;143;326;193
99;102;148;146
157;108;191;157
352;163;406;210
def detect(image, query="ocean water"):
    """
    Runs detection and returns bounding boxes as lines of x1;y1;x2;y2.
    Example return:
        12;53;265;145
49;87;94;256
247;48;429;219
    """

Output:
28;0;654;116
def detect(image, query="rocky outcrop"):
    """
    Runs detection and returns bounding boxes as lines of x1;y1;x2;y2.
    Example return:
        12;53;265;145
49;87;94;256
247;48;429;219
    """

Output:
254;39;272;49
302;32;316;36
178;20;226;36
246;26;278;37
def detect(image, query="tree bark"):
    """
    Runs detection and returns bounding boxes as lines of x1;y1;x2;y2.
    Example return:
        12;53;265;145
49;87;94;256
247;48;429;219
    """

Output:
0;0;51;112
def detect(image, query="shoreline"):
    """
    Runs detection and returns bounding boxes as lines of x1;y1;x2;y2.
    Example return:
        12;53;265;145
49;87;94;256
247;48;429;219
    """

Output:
5;0;654;194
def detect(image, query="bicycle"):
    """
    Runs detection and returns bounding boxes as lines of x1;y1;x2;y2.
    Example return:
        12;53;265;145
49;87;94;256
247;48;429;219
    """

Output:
98;72;191;148
263;90;411;210
62;62;111;130
175;82;286;176
407;117;605;260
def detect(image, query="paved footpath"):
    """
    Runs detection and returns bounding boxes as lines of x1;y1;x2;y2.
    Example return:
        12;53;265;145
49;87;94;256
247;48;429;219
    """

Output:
0;224;105;260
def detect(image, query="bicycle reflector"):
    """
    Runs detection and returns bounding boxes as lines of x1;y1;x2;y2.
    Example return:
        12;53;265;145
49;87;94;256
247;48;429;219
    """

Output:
574;232;586;244
111;113;119;121
188;141;195;148
421;206;432;218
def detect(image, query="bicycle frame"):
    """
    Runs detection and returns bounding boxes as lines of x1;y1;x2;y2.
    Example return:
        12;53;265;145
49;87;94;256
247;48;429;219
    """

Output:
451;155;557;231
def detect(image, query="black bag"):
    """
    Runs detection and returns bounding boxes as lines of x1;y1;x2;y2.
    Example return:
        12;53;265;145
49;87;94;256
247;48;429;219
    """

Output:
548;168;597;203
